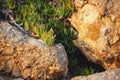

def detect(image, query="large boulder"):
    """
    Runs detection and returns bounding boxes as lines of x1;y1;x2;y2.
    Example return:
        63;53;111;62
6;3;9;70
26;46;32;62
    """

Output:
71;69;120;80
69;0;120;69
0;21;68;80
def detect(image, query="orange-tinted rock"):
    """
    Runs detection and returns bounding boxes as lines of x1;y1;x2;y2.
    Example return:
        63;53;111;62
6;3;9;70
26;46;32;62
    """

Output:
0;22;68;79
69;0;120;69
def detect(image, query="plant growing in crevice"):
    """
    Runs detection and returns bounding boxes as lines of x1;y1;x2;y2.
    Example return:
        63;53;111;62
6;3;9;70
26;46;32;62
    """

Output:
24;21;56;46
5;0;15;9
78;67;97;76
41;28;56;46
69;57;78;75
69;57;97;76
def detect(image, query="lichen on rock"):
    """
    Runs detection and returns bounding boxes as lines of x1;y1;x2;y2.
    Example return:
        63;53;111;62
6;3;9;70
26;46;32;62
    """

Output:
0;21;68;80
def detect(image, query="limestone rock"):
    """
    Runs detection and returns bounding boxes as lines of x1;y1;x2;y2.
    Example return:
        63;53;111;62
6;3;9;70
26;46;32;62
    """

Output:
0;21;68;80
71;69;120;80
69;0;120;69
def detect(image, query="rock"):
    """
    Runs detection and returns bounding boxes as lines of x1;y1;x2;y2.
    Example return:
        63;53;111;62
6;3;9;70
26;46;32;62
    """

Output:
0;21;68;80
71;69;120;80
69;0;120;69
0;75;23;80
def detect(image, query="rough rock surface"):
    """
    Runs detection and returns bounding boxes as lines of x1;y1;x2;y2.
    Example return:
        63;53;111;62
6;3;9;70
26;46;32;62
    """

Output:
71;69;120;80
0;75;23;80
69;0;120;69
0;21;68;80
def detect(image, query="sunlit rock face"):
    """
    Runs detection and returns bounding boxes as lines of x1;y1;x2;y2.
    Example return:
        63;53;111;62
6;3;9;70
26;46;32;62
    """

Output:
69;0;120;69
71;69;120;80
0;22;68;80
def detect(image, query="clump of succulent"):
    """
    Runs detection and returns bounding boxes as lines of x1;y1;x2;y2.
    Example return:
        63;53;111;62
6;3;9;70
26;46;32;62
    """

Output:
40;28;56;46
24;21;56;46
5;0;15;9
78;67;97;76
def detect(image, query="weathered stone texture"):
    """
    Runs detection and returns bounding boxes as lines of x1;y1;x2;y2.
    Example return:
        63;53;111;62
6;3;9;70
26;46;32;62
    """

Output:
69;0;120;69
0;21;68;80
71;69;120;80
